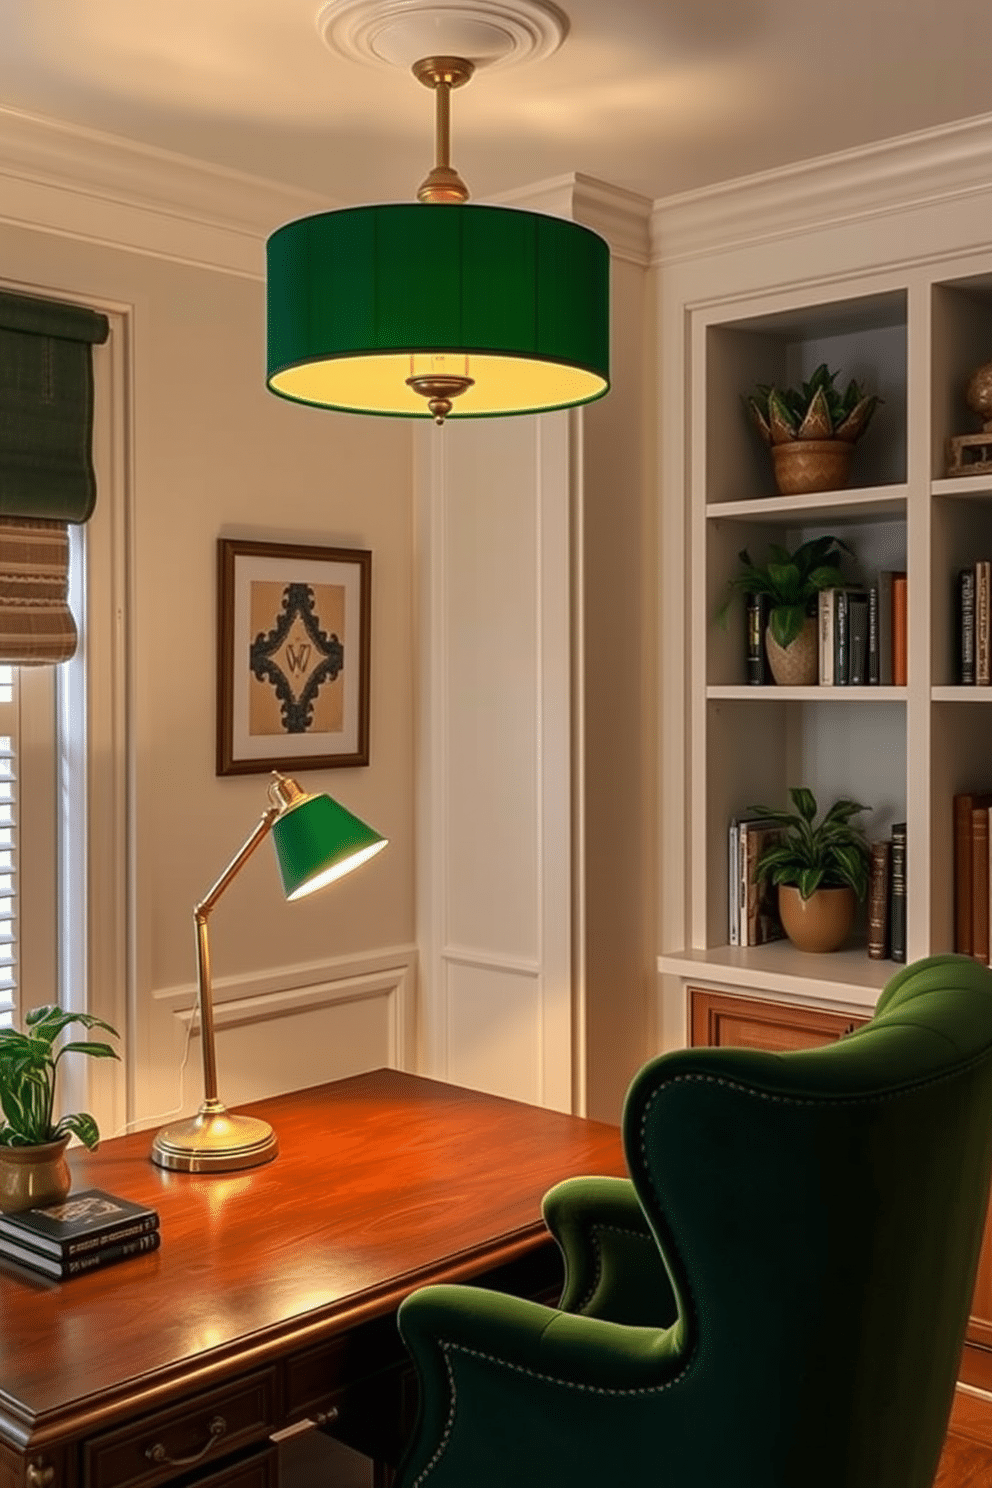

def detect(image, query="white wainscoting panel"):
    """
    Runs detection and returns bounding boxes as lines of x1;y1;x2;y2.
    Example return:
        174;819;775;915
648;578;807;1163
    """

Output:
135;947;415;1131
415;414;573;1112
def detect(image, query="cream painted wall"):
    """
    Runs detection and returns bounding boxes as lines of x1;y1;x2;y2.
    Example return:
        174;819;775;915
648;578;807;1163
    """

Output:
0;215;416;1133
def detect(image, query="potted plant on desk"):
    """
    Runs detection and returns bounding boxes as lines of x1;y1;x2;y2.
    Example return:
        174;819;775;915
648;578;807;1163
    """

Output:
0;1005;120;1212
748;787;872;953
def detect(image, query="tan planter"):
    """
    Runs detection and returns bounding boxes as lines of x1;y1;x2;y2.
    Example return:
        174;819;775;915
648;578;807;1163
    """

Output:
0;1134;72;1213
770;439;853;496
778;884;856;953
765;618;818;686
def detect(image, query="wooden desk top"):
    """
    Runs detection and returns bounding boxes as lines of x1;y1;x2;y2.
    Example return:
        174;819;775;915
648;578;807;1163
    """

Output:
0;1070;626;1442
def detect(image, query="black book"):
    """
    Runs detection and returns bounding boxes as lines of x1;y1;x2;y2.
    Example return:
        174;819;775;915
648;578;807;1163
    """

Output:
868;586;880;684
0;1188;159;1259
848;592;869;685
959;567;976;685
0;1228;160;1280
889;823;907;963
834;589;850;685
745;593;769;684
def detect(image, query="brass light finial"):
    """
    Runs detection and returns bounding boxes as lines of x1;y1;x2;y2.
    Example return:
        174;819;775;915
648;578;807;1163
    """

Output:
413;55;475;204
404;372;476;423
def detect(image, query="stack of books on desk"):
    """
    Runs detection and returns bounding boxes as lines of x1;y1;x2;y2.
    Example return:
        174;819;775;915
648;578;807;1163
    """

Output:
0;1188;160;1279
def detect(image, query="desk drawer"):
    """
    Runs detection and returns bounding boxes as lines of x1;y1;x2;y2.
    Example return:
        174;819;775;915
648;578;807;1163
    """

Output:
83;1372;277;1488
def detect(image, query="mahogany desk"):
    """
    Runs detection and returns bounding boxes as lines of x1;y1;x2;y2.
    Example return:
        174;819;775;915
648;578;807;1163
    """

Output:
0;1070;626;1488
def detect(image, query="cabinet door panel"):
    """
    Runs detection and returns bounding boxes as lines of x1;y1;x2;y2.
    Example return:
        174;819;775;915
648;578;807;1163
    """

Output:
688;988;867;1052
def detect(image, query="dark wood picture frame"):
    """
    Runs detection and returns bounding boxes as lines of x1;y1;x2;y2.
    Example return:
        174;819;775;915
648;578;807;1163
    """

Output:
217;538;371;776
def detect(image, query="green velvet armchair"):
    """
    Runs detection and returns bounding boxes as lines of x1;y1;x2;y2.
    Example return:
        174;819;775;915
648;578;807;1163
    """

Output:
395;954;992;1488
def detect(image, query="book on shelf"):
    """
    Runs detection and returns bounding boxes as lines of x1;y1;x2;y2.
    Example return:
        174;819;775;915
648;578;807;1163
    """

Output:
834;589;850;685
867;586;880;685
867;840;890;960
738;818;785;948
818;589;836;686
877;570;895;687
0;1188;159;1260
978;561;992;687
848;592;869;686
953;793;992;956
891;573;908;687
745;593;769;685
959;567;976;685
974;807;992;965
889;823;907;963
0;1228;160;1280
728;815;784;947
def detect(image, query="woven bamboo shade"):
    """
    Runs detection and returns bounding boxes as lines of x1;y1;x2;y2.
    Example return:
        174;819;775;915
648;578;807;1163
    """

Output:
0;290;108;664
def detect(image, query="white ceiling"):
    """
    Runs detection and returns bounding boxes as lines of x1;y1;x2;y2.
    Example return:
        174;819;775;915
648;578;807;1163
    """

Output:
0;0;990;208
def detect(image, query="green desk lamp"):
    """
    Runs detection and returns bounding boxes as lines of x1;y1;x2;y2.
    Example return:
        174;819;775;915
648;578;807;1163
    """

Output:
150;772;387;1173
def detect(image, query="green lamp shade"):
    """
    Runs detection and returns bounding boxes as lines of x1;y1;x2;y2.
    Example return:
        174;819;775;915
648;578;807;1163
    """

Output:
272;793;387;901
266;202;610;419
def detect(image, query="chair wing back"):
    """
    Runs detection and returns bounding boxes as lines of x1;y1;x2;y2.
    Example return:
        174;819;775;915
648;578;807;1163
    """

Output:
622;953;992;1486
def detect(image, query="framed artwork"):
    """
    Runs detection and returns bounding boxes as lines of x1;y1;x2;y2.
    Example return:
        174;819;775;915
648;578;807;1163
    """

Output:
217;538;371;776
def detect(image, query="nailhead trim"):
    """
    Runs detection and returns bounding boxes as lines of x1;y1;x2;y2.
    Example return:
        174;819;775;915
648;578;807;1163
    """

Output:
575;1224;659;1315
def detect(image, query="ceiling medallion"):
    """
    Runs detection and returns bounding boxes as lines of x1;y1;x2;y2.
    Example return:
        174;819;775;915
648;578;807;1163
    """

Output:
317;0;568;71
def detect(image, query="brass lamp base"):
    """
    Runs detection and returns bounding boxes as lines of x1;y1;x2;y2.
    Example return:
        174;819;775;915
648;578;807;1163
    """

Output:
150;1101;279;1173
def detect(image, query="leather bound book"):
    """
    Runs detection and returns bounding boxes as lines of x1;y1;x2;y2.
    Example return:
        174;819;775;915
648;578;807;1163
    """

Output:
959;567;976;685
889;823;907;963
867;840;890;960
892;572;908;687
974;806;992;964
978;561;992;686
954;793;992;955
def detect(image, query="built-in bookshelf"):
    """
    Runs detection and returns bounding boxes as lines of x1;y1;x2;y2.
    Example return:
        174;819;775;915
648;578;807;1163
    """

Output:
658;253;992;1015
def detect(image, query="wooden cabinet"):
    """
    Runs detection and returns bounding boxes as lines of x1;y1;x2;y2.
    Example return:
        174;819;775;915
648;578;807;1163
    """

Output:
689;985;992;1385
689;987;867;1051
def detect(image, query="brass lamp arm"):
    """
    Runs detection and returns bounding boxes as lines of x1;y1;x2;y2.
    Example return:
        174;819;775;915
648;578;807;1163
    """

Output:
193;805;280;1105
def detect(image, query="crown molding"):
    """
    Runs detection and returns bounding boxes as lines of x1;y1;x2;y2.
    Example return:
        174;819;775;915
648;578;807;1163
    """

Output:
0;104;334;278
493;172;652;266
651;111;992;267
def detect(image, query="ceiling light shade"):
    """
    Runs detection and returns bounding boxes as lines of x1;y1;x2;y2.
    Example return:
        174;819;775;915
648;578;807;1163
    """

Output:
267;201;609;419
266;51;610;422
272;789;388;899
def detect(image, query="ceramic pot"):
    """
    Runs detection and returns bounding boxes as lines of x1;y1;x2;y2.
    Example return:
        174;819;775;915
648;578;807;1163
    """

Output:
0;1135;71;1213
770;439;853;496
778;884;856;953
765;618;818;686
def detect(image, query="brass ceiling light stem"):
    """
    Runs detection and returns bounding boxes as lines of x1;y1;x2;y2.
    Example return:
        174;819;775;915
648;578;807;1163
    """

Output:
414;55;474;204
407;55;477;422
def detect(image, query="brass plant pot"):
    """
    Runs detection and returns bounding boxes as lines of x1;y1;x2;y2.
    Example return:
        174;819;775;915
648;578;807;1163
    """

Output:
0;1134;72;1213
778;884;856;953
770;439;853;496
765;618;818;686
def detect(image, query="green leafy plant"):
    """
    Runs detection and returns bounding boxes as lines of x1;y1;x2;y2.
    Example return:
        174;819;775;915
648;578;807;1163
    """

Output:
0;1005;120;1149
748;787;872;902
717;534;850;649
745;363;881;446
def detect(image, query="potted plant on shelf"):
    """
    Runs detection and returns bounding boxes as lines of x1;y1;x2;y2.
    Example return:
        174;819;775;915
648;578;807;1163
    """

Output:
748;787;872;953
719;534;850;686
0;1005;120;1213
745;362;882;495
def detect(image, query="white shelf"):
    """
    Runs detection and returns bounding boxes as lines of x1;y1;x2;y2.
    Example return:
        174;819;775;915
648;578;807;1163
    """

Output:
706;485;907;525
707;685;905;702
932;687;992;701
932;476;992;499
657;945;892;1011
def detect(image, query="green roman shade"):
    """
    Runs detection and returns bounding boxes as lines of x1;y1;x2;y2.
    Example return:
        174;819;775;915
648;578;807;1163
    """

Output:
0;291;109;664
0;290;109;524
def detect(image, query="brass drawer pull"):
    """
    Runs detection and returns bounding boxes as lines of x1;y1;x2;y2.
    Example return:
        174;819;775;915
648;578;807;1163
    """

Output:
145;1416;227;1467
26;1464;55;1488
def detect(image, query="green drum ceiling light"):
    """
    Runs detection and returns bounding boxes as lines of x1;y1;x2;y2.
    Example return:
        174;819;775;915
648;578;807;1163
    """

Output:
266;54;610;424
